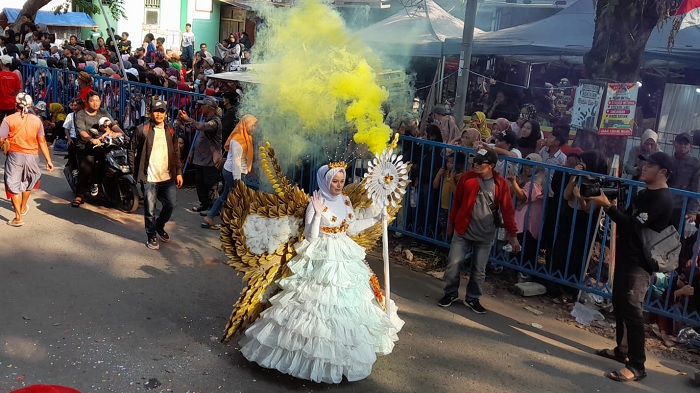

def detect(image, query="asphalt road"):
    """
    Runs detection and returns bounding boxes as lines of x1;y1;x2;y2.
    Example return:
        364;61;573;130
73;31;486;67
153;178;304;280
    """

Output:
0;153;697;392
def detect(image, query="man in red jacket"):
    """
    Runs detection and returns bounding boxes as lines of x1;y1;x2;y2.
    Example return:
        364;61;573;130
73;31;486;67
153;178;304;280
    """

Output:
439;148;520;313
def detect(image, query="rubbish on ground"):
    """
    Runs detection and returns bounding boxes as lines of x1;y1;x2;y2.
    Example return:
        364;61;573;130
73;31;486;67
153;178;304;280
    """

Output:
513;282;547;297
531;323;543;329
404;249;414;261
571;302;604;326
524;306;543;315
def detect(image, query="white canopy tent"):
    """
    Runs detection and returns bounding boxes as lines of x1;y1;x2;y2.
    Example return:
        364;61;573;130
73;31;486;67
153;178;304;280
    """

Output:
357;0;485;58
471;0;700;65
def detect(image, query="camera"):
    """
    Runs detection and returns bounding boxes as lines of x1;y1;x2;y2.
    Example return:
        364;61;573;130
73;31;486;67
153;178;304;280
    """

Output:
579;176;624;199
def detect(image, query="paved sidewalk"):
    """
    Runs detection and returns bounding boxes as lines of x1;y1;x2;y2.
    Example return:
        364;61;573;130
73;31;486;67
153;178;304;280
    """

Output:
0;161;697;392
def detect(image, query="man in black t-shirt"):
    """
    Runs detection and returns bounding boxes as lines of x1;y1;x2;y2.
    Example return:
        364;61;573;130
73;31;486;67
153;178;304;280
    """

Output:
586;151;674;383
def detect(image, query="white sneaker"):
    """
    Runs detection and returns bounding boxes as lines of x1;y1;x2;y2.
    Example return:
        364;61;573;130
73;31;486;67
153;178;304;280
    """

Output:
90;184;99;196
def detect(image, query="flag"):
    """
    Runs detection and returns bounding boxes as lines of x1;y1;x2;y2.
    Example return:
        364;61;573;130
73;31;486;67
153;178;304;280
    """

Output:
676;0;700;15
680;7;700;29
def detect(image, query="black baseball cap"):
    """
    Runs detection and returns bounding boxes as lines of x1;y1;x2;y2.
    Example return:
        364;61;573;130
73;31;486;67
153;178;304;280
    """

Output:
471;148;499;165
151;99;166;111
638;151;673;174
675;132;692;144
493;129;518;146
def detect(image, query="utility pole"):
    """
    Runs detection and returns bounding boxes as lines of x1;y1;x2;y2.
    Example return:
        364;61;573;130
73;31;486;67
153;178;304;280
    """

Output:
453;0;479;128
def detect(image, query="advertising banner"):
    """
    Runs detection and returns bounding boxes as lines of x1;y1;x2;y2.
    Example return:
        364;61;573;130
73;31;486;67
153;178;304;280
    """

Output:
599;83;639;136
570;80;605;131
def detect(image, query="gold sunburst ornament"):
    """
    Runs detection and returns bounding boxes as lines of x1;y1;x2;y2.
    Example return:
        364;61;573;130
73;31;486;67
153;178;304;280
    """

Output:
363;133;409;313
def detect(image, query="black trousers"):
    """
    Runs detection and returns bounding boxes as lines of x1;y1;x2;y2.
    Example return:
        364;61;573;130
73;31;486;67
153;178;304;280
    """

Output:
612;263;650;372
195;164;220;209
76;153;104;198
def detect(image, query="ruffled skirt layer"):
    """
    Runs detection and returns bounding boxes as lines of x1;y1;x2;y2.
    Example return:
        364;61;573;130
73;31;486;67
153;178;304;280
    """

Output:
240;235;404;384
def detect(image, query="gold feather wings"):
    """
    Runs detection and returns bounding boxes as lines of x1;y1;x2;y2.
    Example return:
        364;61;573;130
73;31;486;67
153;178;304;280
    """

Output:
220;142;408;342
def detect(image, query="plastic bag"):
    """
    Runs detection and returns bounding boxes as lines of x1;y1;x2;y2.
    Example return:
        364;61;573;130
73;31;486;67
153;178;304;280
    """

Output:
677;327;700;344
571;302;604;326
683;218;697;239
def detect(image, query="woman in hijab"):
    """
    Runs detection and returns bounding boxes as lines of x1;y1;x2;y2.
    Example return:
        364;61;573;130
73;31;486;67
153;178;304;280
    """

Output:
493;117;511;133
624;129;658;180
239;162;403;384
516;119;542;157
512;103;536;137
469;111;491;139
202;115;257;229
48;103;67;149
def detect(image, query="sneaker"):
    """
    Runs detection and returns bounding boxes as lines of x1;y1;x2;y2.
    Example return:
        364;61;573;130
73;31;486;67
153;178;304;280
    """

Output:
464;298;487;314
90;184;99;196
146;237;160;250
190;205;207;212
438;294;458;307
157;230;170;243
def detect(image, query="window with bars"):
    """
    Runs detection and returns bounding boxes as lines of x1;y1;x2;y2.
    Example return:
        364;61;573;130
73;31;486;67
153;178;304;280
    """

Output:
145;0;161;8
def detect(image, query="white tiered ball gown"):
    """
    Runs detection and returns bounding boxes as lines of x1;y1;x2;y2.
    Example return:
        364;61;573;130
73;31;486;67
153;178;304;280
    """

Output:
240;196;404;383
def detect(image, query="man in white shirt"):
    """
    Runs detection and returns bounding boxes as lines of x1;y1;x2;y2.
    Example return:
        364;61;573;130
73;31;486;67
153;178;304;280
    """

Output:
128;100;183;250
538;132;568;167
181;23;195;69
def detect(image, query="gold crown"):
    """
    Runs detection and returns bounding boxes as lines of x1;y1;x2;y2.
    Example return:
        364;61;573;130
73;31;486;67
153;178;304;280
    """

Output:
328;161;347;169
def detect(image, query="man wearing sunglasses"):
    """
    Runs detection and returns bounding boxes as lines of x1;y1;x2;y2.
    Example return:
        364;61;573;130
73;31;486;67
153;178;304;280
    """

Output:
439;148;520;314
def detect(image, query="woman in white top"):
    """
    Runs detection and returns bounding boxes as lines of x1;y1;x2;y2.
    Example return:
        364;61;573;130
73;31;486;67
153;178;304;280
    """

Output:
202;114;256;229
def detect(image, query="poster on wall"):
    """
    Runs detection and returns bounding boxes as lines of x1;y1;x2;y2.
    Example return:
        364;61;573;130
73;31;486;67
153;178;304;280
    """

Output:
570;80;605;131
599;83;639;136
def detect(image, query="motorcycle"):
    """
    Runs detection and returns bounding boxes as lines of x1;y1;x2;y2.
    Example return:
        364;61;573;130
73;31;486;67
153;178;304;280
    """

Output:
64;135;140;213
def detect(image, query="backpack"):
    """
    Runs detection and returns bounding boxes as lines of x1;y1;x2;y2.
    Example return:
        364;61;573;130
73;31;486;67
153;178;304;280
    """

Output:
638;225;681;272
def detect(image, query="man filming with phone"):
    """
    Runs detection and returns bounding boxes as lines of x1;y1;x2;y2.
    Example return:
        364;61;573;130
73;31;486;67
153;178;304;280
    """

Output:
586;151;674;383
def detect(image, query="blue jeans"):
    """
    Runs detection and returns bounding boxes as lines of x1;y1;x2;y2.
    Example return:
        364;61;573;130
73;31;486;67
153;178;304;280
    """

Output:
443;232;493;300
142;180;177;238
181;45;194;66
207;168;236;219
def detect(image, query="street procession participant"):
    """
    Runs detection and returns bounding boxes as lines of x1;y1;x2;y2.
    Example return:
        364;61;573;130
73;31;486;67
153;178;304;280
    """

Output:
239;162;404;384
0;92;53;227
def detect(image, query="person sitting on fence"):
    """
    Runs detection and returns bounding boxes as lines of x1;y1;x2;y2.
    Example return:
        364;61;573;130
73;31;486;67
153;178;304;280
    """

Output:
624;129;658;181
433;152;465;240
439;147;520;314
586;151;674;383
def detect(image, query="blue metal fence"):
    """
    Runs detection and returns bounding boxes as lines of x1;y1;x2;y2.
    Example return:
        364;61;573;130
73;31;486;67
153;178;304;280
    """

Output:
394;135;700;326
20;63;215;157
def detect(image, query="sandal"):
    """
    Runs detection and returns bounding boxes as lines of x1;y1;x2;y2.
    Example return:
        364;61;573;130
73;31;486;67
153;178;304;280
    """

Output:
71;197;83;208
200;222;221;230
606;367;647;382
7;218;24;227
595;349;628;364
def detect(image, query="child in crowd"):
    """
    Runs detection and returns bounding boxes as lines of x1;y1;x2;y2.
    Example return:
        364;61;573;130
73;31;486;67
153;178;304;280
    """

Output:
432;152;466;240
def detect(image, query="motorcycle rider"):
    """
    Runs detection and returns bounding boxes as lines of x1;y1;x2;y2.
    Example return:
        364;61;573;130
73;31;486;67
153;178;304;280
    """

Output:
72;91;124;207
129;99;183;250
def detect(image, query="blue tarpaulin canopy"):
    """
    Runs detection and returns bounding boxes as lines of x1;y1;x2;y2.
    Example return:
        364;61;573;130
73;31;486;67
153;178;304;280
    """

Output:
2;8;97;27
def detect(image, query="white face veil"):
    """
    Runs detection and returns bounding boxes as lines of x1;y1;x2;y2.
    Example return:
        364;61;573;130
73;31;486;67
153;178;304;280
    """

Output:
316;165;345;203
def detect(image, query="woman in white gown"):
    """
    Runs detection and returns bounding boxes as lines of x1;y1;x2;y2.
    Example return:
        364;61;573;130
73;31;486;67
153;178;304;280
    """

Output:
240;163;404;383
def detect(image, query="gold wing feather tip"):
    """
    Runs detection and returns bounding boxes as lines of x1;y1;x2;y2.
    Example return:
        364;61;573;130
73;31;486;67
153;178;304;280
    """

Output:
220;159;308;340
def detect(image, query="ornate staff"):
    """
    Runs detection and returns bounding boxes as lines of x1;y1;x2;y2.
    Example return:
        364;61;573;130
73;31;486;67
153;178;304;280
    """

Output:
363;134;409;313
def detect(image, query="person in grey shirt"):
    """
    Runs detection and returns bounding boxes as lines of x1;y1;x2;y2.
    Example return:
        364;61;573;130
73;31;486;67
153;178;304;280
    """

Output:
667;132;700;229
178;97;222;212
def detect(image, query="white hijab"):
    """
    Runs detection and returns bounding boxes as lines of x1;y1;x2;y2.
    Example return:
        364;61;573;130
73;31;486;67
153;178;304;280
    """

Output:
316;165;345;203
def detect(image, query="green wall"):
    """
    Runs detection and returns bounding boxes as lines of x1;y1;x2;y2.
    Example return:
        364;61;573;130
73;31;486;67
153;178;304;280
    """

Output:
192;0;221;49
80;3;120;45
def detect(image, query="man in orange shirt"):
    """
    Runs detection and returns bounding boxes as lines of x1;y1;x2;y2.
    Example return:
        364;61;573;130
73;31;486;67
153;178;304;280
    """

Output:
0;93;54;227
0;55;21;122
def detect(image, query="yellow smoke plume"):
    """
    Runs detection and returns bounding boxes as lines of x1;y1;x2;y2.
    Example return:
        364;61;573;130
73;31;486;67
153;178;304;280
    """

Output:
243;0;394;156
